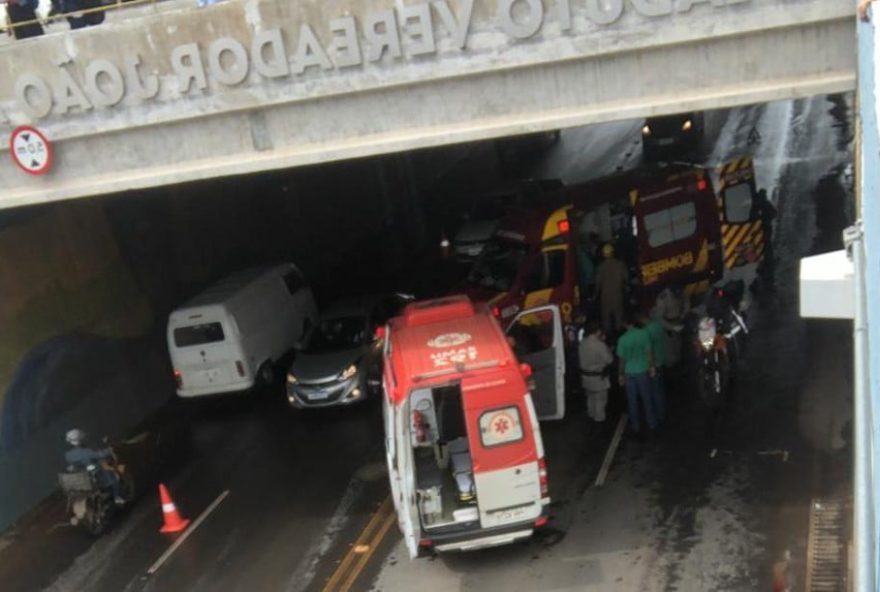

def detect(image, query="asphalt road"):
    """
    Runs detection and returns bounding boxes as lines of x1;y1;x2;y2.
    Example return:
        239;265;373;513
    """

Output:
0;95;855;592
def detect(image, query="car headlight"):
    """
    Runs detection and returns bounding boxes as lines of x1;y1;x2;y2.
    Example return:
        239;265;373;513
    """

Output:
681;119;693;132
341;365;357;380
641;125;651;136
700;339;715;351
286;373;297;384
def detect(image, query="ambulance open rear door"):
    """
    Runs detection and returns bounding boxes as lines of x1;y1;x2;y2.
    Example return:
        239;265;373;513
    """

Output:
387;389;422;559
505;305;565;420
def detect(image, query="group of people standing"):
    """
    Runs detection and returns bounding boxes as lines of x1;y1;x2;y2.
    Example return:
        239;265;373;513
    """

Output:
578;311;669;437
577;240;684;437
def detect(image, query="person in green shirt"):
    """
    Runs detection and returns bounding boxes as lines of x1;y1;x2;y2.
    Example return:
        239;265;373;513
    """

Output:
616;315;657;434
641;311;667;425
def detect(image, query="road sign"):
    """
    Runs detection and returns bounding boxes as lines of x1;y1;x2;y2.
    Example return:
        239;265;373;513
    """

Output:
9;125;52;176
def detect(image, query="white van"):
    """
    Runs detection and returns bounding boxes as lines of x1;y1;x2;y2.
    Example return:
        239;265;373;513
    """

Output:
167;263;318;398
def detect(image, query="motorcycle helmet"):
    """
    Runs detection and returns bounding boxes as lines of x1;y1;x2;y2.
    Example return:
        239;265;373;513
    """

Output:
65;429;86;447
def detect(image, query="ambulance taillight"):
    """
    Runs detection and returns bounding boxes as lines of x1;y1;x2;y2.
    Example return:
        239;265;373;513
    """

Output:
538;457;549;498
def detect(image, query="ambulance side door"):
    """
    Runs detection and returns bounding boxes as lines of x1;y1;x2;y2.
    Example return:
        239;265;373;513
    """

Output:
506;305;565;420
392;395;421;558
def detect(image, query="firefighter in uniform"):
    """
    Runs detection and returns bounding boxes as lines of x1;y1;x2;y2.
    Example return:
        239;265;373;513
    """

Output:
595;243;628;335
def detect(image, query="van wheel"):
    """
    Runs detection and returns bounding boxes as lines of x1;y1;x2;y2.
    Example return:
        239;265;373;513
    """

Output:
258;363;275;386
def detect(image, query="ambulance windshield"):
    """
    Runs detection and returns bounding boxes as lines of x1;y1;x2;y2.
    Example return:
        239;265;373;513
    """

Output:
467;238;529;292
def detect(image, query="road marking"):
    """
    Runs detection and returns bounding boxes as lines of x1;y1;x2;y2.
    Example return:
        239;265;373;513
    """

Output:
339;510;396;592
146;489;229;576
286;476;366;592
595;414;627;488
321;496;395;592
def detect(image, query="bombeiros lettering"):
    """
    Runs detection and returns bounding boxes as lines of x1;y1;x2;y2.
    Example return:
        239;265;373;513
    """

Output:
13;0;750;119
641;251;695;283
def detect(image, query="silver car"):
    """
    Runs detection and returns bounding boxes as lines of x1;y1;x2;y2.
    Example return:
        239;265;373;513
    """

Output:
285;295;409;408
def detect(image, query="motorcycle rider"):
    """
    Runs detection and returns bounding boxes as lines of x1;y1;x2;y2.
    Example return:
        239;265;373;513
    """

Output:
63;429;124;505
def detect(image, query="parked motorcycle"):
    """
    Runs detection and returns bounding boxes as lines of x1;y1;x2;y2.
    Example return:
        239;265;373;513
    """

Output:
694;282;749;408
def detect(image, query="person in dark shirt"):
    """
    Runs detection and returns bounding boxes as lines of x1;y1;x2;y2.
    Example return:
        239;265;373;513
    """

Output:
64;429;124;504
752;188;777;284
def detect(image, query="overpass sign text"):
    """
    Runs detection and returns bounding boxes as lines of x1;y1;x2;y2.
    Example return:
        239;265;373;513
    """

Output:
13;0;749;120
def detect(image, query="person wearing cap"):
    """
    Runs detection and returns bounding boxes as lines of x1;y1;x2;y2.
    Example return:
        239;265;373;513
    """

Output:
578;321;614;422
595;242;628;335
64;429;124;504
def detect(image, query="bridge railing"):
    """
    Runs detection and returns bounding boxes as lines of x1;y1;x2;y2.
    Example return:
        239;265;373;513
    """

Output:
0;0;169;38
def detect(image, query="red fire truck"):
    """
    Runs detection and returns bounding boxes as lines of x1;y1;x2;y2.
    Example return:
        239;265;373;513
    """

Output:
466;164;732;340
382;295;565;557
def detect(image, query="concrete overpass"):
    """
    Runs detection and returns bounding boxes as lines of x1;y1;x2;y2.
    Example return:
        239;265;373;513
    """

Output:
0;0;855;208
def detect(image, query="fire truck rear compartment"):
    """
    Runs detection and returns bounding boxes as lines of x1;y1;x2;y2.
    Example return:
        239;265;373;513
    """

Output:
412;385;480;531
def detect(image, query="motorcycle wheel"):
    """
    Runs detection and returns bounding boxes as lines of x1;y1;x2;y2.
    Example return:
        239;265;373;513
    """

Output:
84;497;108;536
120;471;135;502
696;365;723;409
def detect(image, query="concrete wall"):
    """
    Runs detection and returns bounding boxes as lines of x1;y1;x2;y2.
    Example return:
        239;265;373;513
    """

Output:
0;202;161;530
0;0;855;208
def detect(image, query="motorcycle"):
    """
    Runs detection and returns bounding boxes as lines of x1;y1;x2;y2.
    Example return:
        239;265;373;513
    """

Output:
58;431;159;535
694;282;749;408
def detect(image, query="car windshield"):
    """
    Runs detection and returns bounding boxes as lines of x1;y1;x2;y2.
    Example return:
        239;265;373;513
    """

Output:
467;238;530;292
306;316;368;352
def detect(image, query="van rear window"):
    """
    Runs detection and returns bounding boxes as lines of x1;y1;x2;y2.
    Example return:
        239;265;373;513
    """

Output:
479;406;524;447
174;323;225;347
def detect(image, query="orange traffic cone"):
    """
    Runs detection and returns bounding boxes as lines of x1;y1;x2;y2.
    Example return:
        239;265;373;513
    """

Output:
158;483;190;534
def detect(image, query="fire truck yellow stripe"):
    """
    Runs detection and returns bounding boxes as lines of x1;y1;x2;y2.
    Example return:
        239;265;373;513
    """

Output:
724;224;752;260
524;288;553;309
722;224;739;245
693;239;709;273
685;279;710;298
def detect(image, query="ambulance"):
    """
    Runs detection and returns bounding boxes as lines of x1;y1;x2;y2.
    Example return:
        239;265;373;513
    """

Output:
381;295;565;557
